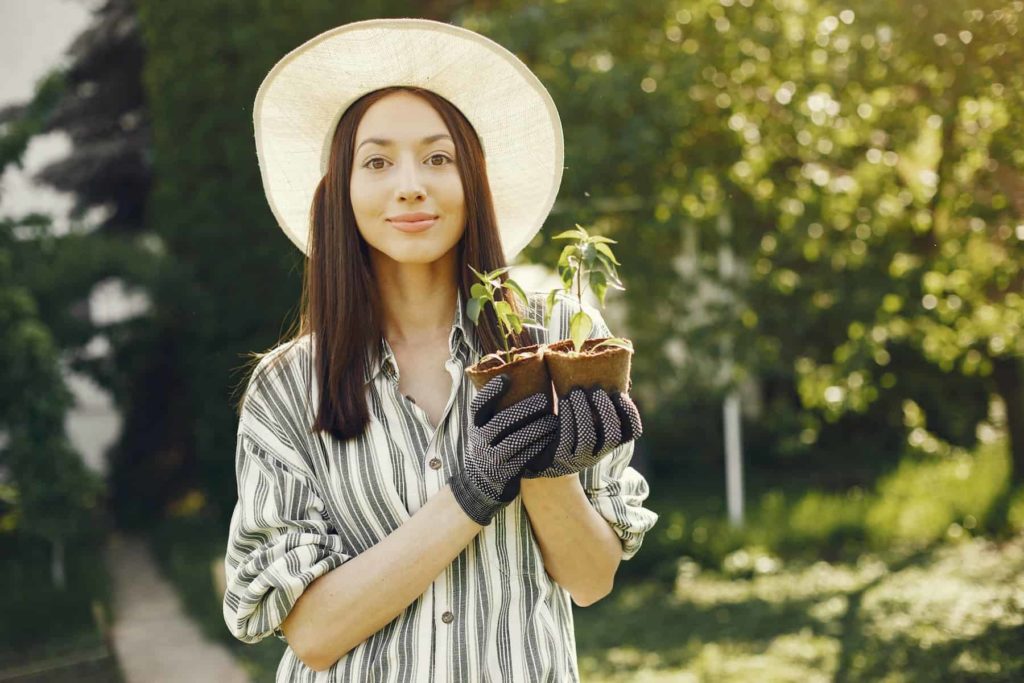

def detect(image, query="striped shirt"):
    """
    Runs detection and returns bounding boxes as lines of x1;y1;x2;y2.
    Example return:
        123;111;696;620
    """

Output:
223;289;659;681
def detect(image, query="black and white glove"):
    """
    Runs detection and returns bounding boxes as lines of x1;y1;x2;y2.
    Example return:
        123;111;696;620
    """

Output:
522;386;642;479
449;374;558;526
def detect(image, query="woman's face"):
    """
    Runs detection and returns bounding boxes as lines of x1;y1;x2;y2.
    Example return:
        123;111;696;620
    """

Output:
350;92;467;266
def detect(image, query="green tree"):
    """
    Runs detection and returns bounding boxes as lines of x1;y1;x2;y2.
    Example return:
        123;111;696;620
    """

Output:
469;0;1023;487
0;0;169;530
132;0;475;526
0;89;105;588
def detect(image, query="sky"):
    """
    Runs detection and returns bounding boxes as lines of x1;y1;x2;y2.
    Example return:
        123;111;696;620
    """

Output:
0;0;97;224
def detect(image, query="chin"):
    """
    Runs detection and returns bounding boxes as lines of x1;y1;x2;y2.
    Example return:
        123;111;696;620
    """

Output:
383;243;459;265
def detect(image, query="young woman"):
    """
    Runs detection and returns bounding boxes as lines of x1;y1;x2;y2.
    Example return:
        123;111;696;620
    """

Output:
223;18;658;681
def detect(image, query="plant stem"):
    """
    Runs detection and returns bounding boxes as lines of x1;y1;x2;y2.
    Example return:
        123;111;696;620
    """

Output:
576;260;582;308
575;255;583;352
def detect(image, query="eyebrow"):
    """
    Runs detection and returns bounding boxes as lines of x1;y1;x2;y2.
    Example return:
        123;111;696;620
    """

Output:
356;134;453;153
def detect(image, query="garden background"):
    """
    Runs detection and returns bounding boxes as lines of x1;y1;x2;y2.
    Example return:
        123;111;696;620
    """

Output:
1;0;1023;680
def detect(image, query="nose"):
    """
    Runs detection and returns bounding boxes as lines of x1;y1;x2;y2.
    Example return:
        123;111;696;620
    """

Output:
395;155;426;202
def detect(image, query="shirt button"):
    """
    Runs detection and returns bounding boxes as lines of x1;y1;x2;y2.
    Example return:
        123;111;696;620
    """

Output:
441;611;454;624
429;457;442;470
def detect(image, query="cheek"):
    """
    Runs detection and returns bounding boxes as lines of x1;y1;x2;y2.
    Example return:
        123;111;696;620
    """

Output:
348;184;383;243
348;177;372;216
444;182;466;219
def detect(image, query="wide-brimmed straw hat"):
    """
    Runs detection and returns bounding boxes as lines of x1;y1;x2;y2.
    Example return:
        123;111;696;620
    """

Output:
252;17;564;262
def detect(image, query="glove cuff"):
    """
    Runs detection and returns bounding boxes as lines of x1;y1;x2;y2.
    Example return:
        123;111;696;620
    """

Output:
448;472;505;526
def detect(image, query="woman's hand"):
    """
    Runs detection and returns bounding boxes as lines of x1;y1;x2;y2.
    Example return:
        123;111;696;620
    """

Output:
449;374;557;525
522;385;642;479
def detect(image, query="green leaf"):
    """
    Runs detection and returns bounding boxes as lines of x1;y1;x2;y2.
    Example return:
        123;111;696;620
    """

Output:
467;297;482;324
594;241;621;266
595;252;623;286
508;314;523;333
552;229;583;241
471;283;488;300
557;244;576;268
483;267;512;288
590;270;608;307
559;266;575;290
493;299;512;333
569;310;593;352
573;223;591;239
589;236;618;245
592;337;633;352
503;278;529;308
581;242;597;269
545;289;559;327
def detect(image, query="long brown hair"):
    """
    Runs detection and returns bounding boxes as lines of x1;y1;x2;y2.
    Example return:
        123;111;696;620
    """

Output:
233;86;533;442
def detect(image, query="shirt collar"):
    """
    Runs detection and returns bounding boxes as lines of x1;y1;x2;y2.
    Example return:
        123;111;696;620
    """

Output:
363;289;484;385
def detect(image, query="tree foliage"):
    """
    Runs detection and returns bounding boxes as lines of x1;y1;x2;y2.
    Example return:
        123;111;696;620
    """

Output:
467;0;1024;481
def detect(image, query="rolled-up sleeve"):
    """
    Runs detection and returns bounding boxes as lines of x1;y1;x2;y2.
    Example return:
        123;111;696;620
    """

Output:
579;441;658;561
546;292;660;561
223;368;352;644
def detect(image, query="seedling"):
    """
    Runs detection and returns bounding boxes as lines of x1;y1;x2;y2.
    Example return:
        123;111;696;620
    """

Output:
545;223;633;354
467;265;546;365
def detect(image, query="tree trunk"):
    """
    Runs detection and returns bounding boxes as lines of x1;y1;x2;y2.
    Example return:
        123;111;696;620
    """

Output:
992;355;1024;486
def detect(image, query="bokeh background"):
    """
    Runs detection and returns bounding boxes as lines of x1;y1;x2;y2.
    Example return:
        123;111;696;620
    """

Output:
1;0;1023;680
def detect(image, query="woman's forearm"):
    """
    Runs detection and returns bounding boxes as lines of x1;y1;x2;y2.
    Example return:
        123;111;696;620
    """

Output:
520;473;620;605
283;484;484;672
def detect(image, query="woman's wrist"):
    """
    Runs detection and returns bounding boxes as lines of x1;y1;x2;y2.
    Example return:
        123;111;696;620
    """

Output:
448;471;507;526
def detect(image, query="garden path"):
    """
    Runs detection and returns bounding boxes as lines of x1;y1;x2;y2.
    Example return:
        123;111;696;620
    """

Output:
105;532;251;683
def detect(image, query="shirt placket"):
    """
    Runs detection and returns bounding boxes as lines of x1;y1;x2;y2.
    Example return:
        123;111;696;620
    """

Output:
387;346;466;683
429;353;465;683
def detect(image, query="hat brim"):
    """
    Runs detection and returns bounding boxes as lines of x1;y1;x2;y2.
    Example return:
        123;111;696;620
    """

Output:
253;17;564;262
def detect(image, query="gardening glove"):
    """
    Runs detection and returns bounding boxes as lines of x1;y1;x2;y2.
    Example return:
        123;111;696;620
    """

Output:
522;385;642;479
449;374;558;525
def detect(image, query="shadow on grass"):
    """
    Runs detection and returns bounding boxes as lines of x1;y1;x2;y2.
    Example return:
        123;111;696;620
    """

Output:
834;618;1024;682
577;580;833;670
833;544;935;682
576;537;1024;681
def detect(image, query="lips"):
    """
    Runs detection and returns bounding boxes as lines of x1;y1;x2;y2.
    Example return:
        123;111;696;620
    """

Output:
388;212;437;222
388;213;438;233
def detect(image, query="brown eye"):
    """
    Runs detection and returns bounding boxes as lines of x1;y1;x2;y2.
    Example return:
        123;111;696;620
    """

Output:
429;153;452;166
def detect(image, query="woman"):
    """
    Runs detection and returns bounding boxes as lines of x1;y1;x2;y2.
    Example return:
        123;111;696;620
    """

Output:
223;18;659;681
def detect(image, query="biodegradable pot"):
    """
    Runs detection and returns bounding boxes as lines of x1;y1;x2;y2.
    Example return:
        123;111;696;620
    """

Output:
465;343;554;412
544;337;633;397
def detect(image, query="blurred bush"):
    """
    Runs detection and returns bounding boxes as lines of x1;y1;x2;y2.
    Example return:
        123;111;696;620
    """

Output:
624;434;1017;583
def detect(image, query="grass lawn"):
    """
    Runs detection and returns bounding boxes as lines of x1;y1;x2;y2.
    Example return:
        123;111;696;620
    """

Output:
576;532;1024;681
153;510;1024;682
150;438;1024;681
0;532;123;682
